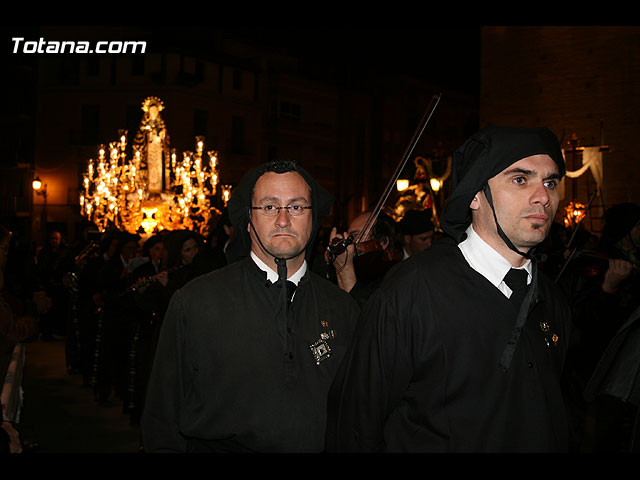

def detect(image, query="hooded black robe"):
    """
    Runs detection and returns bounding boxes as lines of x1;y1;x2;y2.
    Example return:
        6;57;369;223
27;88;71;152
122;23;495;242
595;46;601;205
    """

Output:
141;256;359;452
326;238;571;452
326;126;573;452
141;160;360;452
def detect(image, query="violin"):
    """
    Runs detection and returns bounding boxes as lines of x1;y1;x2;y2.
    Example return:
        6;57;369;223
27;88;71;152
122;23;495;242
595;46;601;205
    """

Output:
327;93;442;265
327;236;382;261
555;247;640;281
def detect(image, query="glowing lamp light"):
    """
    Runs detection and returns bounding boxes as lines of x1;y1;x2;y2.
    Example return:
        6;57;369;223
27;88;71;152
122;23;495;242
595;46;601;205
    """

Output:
32;178;42;191
563;201;587;228
396;179;410;192
430;178;442;192
140;207;159;235
221;185;232;207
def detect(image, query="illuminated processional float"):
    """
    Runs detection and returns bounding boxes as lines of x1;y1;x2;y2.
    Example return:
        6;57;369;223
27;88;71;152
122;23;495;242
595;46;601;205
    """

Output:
79;96;232;237
392;152;452;230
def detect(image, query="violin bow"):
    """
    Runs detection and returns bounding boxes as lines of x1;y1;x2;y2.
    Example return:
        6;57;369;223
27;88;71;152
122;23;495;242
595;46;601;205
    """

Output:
356;93;442;245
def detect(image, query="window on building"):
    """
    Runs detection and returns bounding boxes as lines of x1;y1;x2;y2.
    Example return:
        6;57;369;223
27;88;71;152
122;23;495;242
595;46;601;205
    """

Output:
60;57;80;85
194;109;208;137
196;61;205;83
126;105;142;137
232;68;243;90
231;115;245;154
280;101;301;121
80;104;100;145
131;56;145;76
87;57;100;76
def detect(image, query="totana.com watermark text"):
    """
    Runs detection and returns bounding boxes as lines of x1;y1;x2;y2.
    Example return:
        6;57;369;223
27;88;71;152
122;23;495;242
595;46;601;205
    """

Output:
11;37;147;54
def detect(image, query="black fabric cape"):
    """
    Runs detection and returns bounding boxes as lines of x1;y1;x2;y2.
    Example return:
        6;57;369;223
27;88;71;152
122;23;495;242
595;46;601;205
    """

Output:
141;256;359;452
326;237;573;452
585;304;640;407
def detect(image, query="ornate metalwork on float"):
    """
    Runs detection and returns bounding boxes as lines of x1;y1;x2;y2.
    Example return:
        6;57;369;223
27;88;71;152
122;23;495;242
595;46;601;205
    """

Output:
79;96;231;237
393;152;451;229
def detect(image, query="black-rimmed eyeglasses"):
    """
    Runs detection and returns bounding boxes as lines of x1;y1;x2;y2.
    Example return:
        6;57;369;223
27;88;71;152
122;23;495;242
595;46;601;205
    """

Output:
251;204;312;217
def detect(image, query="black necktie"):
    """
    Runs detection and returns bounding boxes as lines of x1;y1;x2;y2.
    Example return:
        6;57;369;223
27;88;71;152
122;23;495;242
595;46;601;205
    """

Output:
285;280;297;304
503;268;528;308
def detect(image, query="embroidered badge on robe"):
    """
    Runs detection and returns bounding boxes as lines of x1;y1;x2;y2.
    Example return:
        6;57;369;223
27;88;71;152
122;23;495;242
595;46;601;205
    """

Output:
310;339;331;365
310;320;336;365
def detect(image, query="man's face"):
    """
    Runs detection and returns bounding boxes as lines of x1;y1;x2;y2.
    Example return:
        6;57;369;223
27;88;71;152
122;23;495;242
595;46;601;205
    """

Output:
181;238;199;265
348;213;370;241
149;242;165;264
50;232;61;248
348;213;390;250
404;230;434;256
249;171;313;263
471;154;561;255
121;240;139;263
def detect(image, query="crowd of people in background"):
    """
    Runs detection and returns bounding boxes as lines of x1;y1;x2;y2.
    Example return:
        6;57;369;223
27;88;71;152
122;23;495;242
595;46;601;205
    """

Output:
1;166;639;452
0;211;232;452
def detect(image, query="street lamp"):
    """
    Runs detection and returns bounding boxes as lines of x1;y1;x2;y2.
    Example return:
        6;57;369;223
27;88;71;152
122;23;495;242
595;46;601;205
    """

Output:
32;176;47;199
32;176;48;243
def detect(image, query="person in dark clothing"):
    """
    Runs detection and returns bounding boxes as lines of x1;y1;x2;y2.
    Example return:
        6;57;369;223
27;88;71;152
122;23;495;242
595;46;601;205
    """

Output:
36;230;72;340
120;233;166;423
73;229;118;387
0;224;47;453
91;231;140;404
327;210;401;308
127;230;222;425
141;159;360;452
326;126;573;452
398;209;435;259
570;203;640;452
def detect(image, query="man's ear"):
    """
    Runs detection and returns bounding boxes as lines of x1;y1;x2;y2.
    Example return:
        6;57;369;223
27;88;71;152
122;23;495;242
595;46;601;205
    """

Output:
469;192;481;211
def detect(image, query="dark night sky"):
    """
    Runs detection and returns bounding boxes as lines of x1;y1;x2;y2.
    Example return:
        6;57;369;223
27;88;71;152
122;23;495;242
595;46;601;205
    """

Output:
243;27;481;94
159;26;482;95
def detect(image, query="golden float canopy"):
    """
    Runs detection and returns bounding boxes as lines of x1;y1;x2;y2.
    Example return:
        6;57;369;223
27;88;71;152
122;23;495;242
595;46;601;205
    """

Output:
79;97;225;237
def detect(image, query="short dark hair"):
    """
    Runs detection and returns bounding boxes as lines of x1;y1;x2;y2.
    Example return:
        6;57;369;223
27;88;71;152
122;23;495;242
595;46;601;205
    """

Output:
251;159;311;202
260;159;298;175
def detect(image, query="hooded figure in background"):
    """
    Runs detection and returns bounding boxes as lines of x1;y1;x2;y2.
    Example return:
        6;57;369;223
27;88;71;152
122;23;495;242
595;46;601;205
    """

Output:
326;126;574;452
142;159;359;453
580;202;640;452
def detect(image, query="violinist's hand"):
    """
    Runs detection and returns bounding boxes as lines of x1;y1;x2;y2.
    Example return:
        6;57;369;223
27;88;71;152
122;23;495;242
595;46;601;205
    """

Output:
154;271;169;287
326;228;354;265
327;227;357;293
602;258;633;293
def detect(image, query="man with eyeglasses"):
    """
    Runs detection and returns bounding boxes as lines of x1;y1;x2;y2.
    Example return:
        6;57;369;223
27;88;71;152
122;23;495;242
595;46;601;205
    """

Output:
142;159;359;452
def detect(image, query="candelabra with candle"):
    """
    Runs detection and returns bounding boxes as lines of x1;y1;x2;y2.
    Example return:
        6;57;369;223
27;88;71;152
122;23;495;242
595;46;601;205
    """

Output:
79;97;227;236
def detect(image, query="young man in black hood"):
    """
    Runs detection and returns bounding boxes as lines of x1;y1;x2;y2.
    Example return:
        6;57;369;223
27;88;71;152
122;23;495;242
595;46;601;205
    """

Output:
326;126;574;452
142;159;359;452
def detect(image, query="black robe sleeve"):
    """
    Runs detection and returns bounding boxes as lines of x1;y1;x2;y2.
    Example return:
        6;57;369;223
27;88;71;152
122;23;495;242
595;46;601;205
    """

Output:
326;269;418;452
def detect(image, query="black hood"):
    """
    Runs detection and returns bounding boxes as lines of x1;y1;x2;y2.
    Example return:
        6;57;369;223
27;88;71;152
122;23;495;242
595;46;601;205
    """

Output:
441;125;566;243
225;160;333;265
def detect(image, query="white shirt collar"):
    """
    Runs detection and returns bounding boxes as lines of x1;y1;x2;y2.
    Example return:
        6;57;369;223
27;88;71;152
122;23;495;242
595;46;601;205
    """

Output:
250;251;307;286
458;225;532;295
